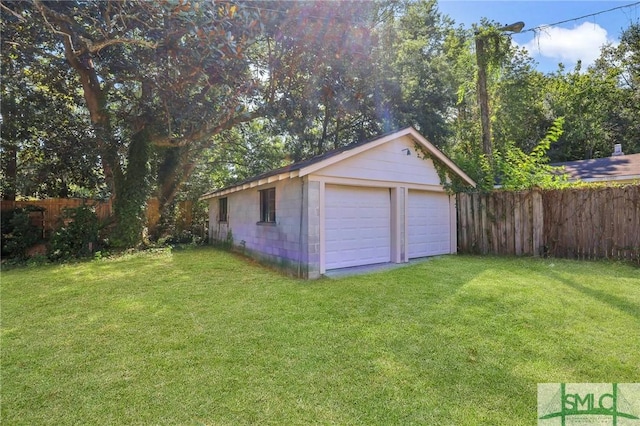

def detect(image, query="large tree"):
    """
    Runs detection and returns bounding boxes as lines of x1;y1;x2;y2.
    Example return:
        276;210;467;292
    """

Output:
3;0;269;244
588;22;640;157
1;5;102;200
380;0;458;147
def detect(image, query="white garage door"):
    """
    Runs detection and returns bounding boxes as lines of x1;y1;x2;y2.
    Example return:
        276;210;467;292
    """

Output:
408;190;451;258
325;185;391;269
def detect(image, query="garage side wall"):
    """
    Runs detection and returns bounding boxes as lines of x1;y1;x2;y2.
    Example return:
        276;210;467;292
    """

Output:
208;177;315;277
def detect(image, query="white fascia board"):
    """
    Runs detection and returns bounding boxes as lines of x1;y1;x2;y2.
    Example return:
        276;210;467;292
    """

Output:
199;170;300;200
406;128;476;187
310;175;446;192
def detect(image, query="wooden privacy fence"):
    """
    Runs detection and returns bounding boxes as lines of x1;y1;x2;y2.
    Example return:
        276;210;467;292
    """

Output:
457;186;640;263
1;198;194;236
1;199;112;235
543;186;639;261
457;190;544;256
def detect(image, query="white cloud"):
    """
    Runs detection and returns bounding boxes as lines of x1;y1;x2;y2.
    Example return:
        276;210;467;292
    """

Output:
521;22;617;68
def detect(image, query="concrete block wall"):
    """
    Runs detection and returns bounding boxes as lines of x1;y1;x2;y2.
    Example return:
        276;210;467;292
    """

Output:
305;180;321;279
209;177;319;277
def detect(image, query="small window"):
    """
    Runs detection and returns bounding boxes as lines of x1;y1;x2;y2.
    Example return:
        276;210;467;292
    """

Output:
219;197;228;222
259;188;276;223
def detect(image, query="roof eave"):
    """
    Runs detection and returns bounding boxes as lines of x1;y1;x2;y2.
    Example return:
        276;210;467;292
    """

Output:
199;170;301;200
569;174;640;183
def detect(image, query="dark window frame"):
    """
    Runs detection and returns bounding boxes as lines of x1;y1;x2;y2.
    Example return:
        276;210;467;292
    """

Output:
219;197;228;222
259;188;276;223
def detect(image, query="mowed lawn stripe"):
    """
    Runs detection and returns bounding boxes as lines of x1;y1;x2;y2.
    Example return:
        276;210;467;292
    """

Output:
2;248;639;425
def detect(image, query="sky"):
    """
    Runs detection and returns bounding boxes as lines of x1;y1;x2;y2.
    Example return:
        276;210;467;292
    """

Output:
437;0;640;73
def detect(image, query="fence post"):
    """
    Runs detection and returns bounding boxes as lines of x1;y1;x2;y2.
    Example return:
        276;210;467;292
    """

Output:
531;189;543;256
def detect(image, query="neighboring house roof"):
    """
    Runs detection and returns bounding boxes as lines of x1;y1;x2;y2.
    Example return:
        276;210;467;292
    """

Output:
551;152;640;183
201;127;476;200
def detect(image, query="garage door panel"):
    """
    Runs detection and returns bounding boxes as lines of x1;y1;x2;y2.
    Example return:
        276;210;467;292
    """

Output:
325;185;391;269
408;191;451;258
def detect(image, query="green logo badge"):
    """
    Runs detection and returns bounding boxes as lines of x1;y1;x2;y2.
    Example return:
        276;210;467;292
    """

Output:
538;383;640;425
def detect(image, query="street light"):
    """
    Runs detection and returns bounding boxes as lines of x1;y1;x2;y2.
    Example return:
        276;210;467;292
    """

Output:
475;21;525;163
498;21;525;33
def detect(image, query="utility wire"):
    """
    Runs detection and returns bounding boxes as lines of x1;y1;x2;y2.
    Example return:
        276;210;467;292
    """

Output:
241;1;640;38
244;1;640;32
522;1;640;33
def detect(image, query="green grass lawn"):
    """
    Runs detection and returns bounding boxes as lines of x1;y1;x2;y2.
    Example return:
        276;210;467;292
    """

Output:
2;248;639;425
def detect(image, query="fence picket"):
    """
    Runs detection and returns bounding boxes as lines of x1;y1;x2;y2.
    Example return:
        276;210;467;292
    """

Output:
456;186;639;263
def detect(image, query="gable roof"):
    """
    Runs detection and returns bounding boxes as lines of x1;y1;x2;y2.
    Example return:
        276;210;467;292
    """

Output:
551;153;640;183
201;127;475;200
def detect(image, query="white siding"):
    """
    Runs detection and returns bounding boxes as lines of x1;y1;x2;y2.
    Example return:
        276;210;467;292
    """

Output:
313;135;442;186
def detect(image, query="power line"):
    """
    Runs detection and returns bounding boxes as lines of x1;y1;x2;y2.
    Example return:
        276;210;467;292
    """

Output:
243;1;640;36
522;1;640;33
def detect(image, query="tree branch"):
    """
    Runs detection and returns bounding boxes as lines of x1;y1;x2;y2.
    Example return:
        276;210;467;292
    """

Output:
4;40;69;64
151;109;263;148
87;37;158;54
0;2;26;21
33;0;76;53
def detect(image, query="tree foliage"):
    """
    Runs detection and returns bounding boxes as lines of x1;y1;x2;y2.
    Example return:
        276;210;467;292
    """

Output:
1;9;102;200
496;117;569;190
261;1;385;160
2;0;277;245
49;205;100;261
376;0;458;146
446;19;640;188
2;1;639;250
0;207;42;259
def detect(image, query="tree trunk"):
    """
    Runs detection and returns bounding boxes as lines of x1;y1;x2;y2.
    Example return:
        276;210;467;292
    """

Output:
319;94;331;155
112;127;151;247
475;36;493;163
152;146;198;238
34;0;123;200
2;94;18;201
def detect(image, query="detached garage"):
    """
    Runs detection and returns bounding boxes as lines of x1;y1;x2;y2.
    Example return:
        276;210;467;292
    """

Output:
201;127;475;278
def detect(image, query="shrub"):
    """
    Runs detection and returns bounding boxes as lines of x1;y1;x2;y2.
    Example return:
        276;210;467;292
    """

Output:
163;229;203;246
495;117;570;190
49;205;99;261
152;200;207;247
1;207;43;259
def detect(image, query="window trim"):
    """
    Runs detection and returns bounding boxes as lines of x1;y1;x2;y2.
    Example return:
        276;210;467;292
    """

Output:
218;197;228;223
259;188;276;223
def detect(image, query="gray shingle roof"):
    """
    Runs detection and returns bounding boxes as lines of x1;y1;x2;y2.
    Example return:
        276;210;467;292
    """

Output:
552;153;640;181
